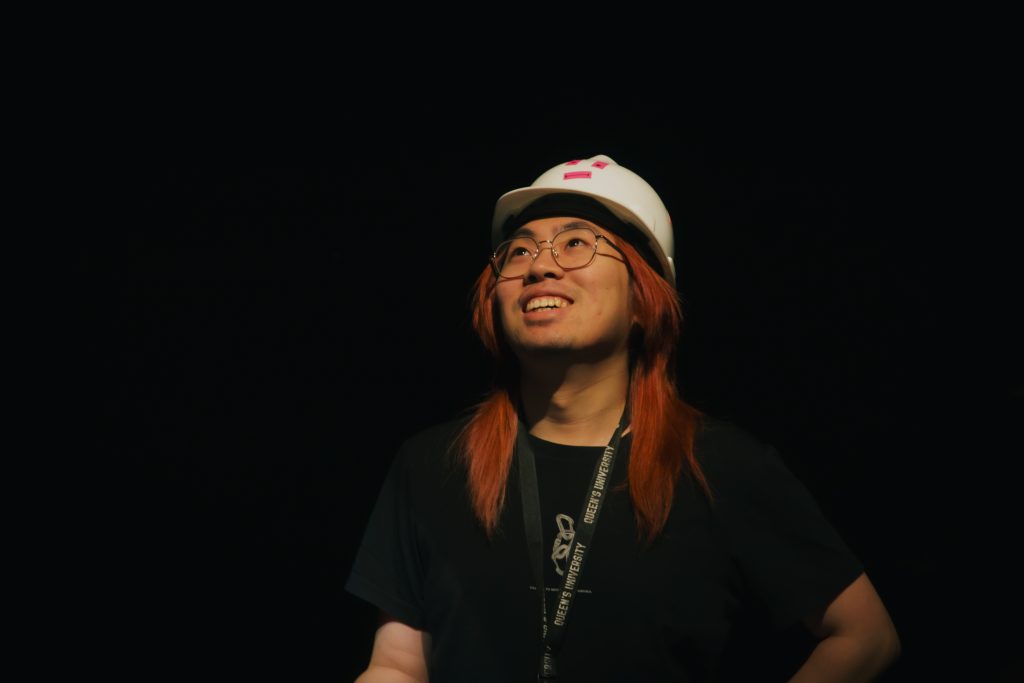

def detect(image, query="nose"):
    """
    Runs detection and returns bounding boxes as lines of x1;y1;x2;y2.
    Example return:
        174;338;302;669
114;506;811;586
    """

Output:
525;241;563;281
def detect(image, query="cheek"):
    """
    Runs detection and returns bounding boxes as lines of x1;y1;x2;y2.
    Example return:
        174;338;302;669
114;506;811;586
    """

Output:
494;291;518;325
599;278;632;314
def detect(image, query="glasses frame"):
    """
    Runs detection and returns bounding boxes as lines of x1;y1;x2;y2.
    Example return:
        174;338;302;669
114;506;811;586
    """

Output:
490;225;627;280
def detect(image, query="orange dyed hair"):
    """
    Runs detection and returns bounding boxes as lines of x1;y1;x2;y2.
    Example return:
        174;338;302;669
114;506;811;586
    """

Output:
453;233;710;545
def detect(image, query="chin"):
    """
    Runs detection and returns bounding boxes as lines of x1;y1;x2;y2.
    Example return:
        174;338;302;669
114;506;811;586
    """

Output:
513;340;625;364
514;340;575;355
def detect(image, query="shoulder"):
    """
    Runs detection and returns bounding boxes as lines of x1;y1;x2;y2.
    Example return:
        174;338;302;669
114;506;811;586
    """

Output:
391;414;474;477
398;414;473;455
694;415;775;467
692;415;791;492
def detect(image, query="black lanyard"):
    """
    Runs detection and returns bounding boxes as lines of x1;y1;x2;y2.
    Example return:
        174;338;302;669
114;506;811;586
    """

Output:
516;409;628;681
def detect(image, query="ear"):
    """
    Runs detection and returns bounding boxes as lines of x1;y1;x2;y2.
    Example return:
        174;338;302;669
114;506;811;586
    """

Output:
626;287;637;325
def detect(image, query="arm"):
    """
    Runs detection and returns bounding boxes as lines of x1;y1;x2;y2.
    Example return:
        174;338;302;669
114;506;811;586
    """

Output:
354;614;432;683
788;572;900;683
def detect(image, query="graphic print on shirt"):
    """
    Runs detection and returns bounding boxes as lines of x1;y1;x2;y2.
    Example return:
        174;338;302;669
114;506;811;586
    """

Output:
551;513;575;576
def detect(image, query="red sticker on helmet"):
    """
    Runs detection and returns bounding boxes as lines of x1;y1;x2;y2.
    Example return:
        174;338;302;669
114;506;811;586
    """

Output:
591;161;609;168
565;160;582;165
564;171;592;179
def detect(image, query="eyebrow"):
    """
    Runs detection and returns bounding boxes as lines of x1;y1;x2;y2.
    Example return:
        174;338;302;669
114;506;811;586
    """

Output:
511;220;596;238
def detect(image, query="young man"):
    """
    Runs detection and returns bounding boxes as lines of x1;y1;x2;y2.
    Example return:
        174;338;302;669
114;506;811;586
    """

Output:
347;155;900;682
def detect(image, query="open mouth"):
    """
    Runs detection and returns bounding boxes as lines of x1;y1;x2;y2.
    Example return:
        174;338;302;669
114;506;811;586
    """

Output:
524;296;572;313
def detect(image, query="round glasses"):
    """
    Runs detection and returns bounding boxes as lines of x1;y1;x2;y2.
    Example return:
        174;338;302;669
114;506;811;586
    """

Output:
490;226;626;280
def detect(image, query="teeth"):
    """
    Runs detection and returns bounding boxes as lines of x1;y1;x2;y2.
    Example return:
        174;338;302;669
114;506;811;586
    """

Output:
526;297;569;312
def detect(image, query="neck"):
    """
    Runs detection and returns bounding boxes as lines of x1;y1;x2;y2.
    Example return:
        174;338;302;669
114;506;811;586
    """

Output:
518;353;629;447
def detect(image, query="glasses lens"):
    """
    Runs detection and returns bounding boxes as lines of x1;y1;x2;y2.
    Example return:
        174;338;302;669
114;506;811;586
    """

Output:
492;228;601;278
552;228;598;269
494;237;538;278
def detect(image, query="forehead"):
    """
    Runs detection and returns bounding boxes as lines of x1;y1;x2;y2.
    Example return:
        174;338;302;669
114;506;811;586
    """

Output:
511;217;619;242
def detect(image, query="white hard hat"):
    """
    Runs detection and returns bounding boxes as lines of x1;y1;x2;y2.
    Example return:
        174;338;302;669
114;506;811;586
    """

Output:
492;154;676;282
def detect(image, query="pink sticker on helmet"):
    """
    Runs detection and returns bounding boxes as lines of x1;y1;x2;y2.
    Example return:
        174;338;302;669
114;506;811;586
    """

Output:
563;171;592;180
565;160;582;165
591;161;609;168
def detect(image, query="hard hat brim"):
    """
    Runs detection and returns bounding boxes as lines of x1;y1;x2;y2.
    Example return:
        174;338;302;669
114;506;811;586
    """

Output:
492;186;675;282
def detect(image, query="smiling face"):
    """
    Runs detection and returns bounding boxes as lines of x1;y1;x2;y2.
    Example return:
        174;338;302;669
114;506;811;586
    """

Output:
494;216;635;364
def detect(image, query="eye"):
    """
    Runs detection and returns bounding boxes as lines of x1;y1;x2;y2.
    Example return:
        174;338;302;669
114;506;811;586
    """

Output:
556;228;596;251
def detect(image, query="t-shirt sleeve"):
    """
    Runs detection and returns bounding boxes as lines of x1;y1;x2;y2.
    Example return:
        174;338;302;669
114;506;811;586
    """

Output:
344;441;427;630
718;439;864;629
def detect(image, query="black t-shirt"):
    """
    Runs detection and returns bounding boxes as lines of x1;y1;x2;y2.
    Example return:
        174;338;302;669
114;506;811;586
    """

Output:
345;416;863;682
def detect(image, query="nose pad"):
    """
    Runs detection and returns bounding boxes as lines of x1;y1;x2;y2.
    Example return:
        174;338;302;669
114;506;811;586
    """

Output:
526;243;563;280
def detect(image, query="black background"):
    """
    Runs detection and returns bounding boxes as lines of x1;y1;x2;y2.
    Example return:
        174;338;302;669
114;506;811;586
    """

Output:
87;85;1019;681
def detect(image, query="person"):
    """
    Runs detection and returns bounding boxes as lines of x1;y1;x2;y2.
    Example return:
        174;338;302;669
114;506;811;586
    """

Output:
345;154;901;682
